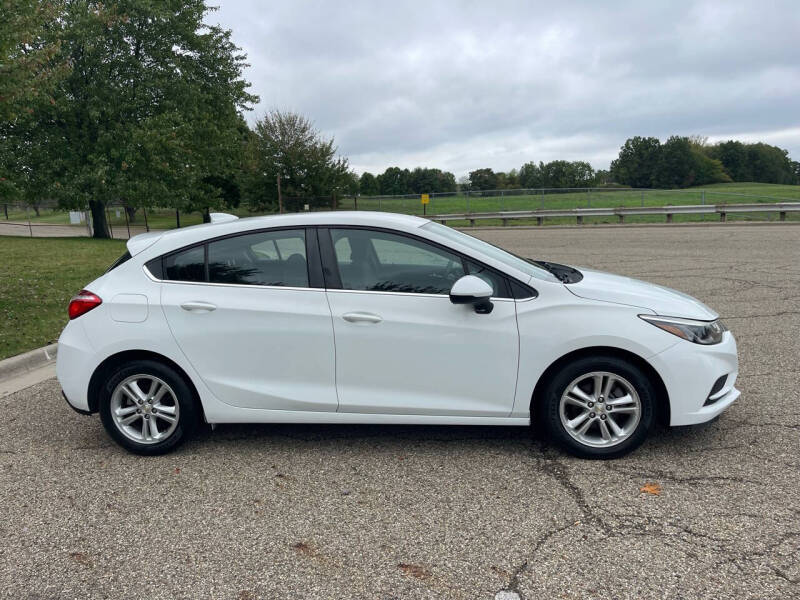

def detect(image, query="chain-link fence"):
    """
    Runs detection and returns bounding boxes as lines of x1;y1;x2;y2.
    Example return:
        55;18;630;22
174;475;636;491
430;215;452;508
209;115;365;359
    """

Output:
2;187;798;239
333;186;800;217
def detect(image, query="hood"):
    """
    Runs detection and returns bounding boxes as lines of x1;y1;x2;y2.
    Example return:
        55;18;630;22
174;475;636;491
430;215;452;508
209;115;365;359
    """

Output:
565;268;718;320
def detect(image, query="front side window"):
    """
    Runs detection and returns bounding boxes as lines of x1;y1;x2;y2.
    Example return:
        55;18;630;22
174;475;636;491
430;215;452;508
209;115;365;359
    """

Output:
331;228;465;294
208;229;308;287
466;260;507;297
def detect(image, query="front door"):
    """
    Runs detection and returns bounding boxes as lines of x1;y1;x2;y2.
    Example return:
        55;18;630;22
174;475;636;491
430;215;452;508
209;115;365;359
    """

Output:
323;227;519;417
160;227;337;412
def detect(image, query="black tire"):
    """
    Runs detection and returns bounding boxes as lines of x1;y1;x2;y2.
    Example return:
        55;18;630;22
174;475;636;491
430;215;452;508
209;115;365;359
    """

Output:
541;355;656;459
99;359;199;455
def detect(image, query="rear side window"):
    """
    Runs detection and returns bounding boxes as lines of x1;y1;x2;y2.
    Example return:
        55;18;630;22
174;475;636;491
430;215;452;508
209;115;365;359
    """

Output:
163;246;205;282
106;251;131;273
208;229;308;287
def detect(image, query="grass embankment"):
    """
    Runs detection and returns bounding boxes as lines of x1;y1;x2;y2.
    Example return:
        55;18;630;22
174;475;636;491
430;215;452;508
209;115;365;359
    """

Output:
4;182;798;231
0;236;126;359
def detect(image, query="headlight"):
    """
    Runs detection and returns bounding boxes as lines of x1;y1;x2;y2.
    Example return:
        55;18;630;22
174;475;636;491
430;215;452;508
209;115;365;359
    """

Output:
639;315;727;345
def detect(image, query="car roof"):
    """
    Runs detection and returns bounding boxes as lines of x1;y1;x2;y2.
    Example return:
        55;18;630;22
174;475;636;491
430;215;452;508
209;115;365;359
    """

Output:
127;211;430;257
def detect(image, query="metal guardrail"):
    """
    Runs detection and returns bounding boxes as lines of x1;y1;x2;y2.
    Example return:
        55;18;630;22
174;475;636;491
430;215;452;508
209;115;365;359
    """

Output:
430;202;800;226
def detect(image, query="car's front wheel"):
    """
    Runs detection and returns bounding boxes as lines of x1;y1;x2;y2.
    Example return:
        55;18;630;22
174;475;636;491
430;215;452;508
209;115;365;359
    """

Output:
542;356;656;459
99;360;199;455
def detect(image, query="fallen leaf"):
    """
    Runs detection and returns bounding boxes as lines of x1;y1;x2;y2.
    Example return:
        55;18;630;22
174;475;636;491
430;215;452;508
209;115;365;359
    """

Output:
173;467;181;475
399;563;431;579
292;542;318;557
69;551;90;566
640;482;662;495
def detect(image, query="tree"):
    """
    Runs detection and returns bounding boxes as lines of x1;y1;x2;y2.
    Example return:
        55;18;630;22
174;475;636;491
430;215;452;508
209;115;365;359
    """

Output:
5;0;256;238
0;1;68;208
706;140;751;181
570;161;596;187
359;171;379;195
593;169;611;185
746;143;795;184
652;136;729;188
519;161;542;188
247;110;352;212
610;136;662;188
436;170;457;193
0;1;67;122
468;168;498;191
406;167;458;194
377;167;411;195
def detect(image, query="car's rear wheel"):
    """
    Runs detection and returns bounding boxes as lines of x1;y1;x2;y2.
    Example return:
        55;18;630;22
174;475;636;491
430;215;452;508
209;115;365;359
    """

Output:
542;356;656;459
99;360;198;455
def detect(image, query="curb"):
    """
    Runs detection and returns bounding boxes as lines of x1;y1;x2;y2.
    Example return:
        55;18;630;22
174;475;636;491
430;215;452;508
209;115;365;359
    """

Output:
0;343;58;382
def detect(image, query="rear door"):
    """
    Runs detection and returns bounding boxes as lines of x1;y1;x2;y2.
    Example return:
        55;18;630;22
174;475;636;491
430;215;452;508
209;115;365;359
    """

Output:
322;227;520;417
159;227;338;412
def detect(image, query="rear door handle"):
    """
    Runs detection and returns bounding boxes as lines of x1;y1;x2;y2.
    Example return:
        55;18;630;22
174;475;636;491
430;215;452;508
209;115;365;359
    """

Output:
342;312;382;324
181;301;217;313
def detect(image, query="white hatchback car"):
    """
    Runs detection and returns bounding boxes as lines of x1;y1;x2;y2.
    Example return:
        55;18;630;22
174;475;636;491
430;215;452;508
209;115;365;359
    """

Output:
57;212;739;458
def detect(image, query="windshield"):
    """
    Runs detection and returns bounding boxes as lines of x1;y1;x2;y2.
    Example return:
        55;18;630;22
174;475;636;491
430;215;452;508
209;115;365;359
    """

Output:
420;222;557;282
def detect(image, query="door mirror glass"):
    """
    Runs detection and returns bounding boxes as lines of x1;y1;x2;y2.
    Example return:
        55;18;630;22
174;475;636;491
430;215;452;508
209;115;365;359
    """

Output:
449;275;494;314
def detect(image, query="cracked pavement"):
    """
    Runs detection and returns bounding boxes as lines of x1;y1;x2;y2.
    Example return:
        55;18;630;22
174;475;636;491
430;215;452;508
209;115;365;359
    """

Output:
1;223;798;599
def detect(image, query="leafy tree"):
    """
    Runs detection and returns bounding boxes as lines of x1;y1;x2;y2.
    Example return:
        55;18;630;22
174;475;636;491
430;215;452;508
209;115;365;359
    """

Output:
706;140;751;181
497;169;520;189
652;136;729;188
0;1;68;208
610;136;662;188
5;0;256;237
0;1;67;122
359;171;379;195
468;168;498;191
406;167;458;194
519;161;542;188
247;110;352;212
377;167;411;195
572;161;596;187
593;169;611;185
746;143;795;184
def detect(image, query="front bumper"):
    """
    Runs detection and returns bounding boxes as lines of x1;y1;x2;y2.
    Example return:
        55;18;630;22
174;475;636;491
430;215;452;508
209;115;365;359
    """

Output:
649;331;740;426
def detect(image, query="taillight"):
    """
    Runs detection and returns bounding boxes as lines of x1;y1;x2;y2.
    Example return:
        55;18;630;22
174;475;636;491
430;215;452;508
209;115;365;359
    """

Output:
68;290;102;320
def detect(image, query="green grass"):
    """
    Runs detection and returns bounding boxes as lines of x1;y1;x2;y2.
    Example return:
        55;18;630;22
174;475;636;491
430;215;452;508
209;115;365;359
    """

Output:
345;182;800;216
0;236;126;359
3;182;798;231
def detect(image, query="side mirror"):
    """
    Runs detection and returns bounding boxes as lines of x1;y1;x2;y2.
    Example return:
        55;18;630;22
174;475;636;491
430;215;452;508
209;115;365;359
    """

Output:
449;275;494;314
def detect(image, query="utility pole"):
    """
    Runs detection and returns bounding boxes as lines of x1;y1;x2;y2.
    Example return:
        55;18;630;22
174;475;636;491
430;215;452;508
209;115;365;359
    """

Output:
277;174;284;214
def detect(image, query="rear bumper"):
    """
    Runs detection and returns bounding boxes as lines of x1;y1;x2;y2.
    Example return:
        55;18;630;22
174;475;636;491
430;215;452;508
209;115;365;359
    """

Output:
649;331;740;426
62;390;92;415
56;321;96;412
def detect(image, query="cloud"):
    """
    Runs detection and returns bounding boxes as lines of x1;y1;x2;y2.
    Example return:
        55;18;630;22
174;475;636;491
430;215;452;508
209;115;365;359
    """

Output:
212;0;800;176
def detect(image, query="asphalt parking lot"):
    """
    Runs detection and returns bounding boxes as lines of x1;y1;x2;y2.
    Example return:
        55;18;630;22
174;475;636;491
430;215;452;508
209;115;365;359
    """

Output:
2;223;798;599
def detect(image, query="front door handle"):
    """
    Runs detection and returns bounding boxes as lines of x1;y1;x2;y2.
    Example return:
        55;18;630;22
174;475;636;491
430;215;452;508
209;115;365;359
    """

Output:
181;301;217;313
342;312;382;324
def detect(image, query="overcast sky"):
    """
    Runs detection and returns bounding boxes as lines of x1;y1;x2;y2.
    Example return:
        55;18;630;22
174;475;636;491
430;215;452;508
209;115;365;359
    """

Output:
213;1;800;177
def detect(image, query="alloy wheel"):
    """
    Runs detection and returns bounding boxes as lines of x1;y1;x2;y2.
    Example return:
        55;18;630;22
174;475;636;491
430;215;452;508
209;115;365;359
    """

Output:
110;374;180;444
558;371;642;448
